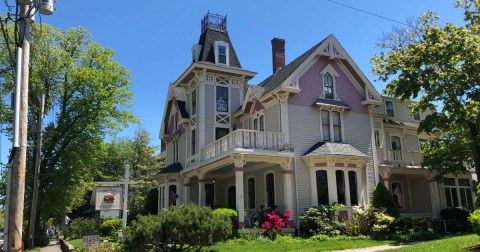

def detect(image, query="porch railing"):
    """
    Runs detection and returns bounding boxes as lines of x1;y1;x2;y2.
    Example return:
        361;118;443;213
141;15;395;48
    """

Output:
202;129;285;161
384;150;424;166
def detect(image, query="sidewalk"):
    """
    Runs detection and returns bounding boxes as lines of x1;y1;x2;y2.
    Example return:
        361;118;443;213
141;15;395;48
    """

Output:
334;244;406;252
40;240;61;252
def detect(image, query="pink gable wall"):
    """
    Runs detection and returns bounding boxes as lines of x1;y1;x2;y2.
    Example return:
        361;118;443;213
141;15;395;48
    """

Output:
289;57;368;114
253;99;265;112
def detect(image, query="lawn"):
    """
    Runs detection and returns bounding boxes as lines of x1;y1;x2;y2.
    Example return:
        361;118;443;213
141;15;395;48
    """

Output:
383;234;480;252
207;238;392;252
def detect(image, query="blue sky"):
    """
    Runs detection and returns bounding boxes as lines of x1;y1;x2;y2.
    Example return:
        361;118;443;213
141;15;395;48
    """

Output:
0;0;466;165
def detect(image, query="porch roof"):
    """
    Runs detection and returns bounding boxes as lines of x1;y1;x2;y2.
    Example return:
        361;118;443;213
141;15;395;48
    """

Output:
158;162;183;174
303;142;367;157
314;98;352;110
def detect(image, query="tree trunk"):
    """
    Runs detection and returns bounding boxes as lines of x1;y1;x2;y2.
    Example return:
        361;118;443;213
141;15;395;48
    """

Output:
470;123;480;180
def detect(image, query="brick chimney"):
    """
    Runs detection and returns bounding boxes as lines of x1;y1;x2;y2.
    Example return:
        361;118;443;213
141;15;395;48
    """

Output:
271;38;285;74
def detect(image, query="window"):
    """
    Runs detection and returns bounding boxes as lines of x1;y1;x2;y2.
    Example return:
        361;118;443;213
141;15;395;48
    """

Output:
191;129;196;155
332;111;341;142
205;183;214;207
336;170;346;205
216;86;229;112
444;178;473;209
228;186;236;209
412;108;420;121
321;110;343;142
349;171;358;205
266;173;275;208
248;178;256;209
324;72;334;99
316;170;329;205
386;101;394;117
215;127;229;140
218;45;227;64
253;118;258;131
173;141;178;162
214;41;229;65
444;178;459;208
321;111;330;141
374;130;381;147
191;89;197;115
259;115;265;131
391;136;402;161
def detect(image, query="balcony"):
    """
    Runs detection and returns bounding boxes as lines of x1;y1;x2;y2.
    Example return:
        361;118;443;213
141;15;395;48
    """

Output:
378;149;424;167
202;129;286;161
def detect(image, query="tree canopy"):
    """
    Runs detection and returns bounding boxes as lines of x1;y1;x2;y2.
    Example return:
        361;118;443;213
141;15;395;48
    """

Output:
0;23;137;220
371;0;480;179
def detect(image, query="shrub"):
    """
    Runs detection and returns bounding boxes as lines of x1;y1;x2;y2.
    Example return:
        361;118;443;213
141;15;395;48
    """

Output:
345;206;370;236
372;183;399;218
300;204;344;237
213;208;238;230
100;218;123;239
371;212;395;240
469;209;480;235
121;204;231;251
64;217;100;239
393;217;440;242
440;207;471;232
261;209;291;240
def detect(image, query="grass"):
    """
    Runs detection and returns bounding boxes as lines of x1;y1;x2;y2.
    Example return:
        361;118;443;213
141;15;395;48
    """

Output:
207;237;393;252
383;234;480;252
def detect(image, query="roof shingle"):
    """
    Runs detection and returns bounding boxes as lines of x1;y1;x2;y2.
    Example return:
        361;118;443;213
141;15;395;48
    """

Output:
304;142;367;157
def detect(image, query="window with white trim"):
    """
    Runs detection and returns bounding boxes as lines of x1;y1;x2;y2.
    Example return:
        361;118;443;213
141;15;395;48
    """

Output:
216;86;229;112
320;110;343;143
348;171;358;205
336;170;346;205
316;170;329;205
444;178;473;209
386;101;394;117
412;108;420;121
214;41;230;66
324;72;334;99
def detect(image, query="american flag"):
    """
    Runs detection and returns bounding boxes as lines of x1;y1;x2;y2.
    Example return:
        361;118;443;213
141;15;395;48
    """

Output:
394;185;402;208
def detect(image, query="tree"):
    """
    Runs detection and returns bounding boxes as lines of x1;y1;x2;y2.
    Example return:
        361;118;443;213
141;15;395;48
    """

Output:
371;0;480;179
372;183;399;218
0;23;136;245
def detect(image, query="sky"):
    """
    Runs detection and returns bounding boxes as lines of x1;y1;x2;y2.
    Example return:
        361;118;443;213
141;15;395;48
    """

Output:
0;0;467;166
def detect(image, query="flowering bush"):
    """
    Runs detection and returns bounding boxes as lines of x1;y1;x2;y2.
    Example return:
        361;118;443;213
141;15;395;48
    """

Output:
261;209;291;240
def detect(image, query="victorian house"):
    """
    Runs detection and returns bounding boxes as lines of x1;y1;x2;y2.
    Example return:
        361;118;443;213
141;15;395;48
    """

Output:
156;13;474;228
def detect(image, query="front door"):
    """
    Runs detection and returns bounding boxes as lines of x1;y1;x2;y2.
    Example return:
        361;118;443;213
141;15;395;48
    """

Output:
391;136;402;161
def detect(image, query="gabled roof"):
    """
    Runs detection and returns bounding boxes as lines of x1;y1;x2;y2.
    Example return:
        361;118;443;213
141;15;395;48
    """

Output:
158;162;183;174
197;27;242;68
304;142;367;157
258;39;326;96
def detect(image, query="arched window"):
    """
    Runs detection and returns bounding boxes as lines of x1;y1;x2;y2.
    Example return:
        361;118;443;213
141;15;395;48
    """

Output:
248;177;256;209
324;72;334;99
266;173;275;208
316;170;329;205
348;171;358;205
336;170;345;205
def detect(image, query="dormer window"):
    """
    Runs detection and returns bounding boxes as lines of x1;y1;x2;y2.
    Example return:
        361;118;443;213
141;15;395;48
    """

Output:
412;108;420;121
386;101;394;117
320;64;339;100
214;41;229;66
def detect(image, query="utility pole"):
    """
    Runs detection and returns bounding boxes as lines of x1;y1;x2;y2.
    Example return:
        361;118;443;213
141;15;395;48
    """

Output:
28;94;45;249
9;3;32;251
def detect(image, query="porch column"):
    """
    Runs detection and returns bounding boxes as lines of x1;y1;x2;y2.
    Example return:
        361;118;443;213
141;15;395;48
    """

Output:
327;168;338;204
379;168;391;191
282;161;294;224
164;182;170;207
357;167;365;206
344;171;351;207
176;181;183;205
199;178;206;207
235;168;245;228
426;175;440;218
157;185;162;213
184;182;191;204
276;93;290;144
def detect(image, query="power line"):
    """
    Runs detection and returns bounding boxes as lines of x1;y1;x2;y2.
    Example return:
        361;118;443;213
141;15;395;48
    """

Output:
326;0;412;27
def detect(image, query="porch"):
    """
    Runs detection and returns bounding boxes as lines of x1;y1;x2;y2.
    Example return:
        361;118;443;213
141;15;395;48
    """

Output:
158;151;295;228
379;167;440;219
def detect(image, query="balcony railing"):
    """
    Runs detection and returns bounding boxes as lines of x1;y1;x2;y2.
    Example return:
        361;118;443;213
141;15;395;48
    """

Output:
202;129;285;161
383;150;424;166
